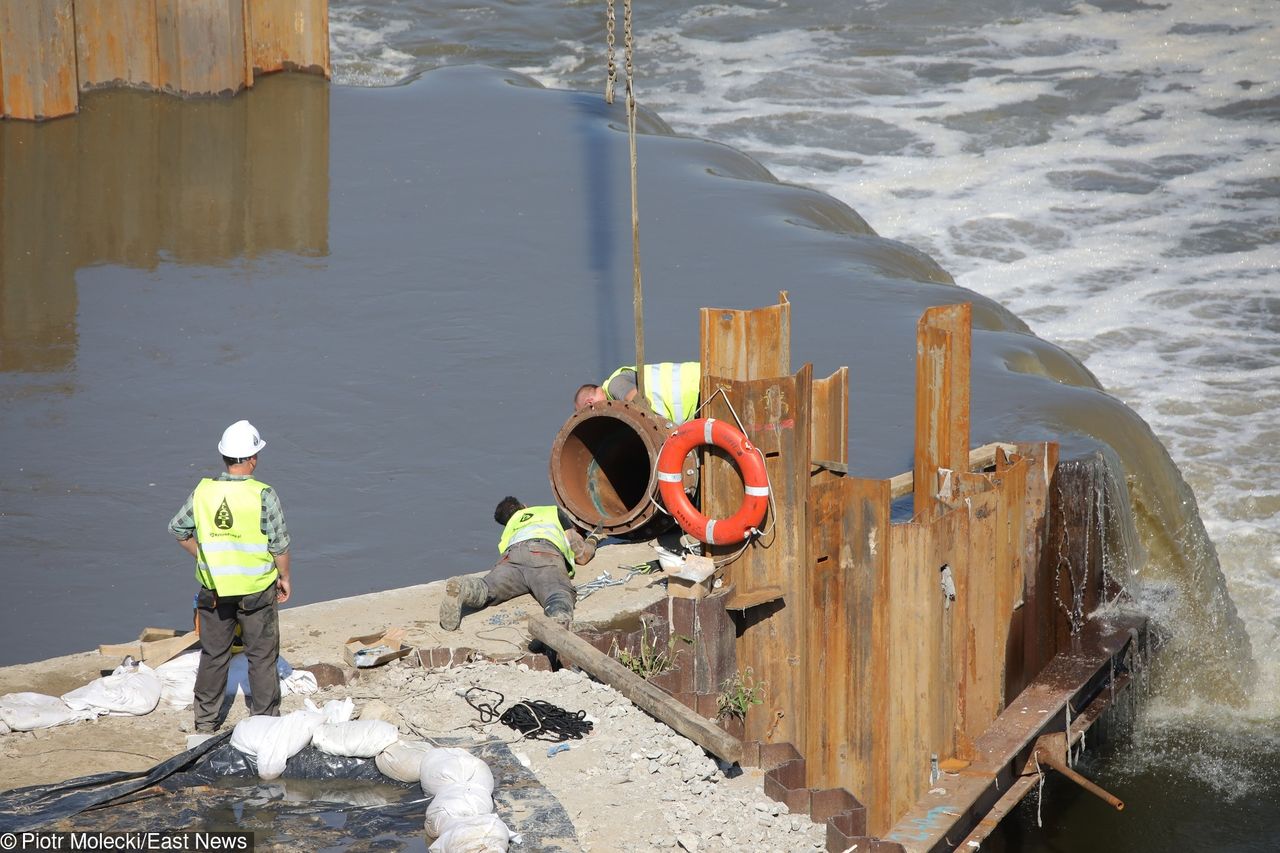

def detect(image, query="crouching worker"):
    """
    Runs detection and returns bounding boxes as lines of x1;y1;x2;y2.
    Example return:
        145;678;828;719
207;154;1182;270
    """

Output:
440;497;599;631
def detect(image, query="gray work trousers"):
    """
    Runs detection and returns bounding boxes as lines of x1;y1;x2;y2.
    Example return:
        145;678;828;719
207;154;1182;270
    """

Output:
193;582;281;730
483;540;575;615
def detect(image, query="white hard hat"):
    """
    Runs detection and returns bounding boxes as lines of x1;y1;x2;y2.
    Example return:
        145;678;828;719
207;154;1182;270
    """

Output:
218;420;266;459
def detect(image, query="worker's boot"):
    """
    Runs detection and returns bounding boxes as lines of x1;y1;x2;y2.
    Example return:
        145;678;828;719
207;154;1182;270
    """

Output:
439;577;488;631
543;595;575;628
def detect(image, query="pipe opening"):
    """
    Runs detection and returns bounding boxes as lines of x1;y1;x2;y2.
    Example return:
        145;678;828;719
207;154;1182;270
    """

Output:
556;415;654;525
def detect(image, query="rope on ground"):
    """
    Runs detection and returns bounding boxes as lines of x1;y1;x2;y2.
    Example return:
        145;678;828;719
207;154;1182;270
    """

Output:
464;687;594;742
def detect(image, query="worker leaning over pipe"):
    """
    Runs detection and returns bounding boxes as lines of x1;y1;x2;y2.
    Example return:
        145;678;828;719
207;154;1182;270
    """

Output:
169;420;292;734
573;362;701;425
440;497;600;631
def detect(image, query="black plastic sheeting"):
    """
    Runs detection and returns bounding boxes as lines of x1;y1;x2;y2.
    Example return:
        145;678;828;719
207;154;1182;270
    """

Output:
0;733;580;852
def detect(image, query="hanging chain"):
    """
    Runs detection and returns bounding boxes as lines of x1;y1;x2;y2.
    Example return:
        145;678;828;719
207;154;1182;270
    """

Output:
604;0;617;104
623;0;635;108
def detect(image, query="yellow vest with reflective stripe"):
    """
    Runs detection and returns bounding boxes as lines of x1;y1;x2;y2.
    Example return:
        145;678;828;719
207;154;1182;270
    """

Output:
193;477;277;596
498;506;575;575
604;362;701;425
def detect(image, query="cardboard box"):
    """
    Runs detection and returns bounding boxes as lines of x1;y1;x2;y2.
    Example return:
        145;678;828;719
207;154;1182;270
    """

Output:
662;554;717;600
99;627;200;667
343;627;413;668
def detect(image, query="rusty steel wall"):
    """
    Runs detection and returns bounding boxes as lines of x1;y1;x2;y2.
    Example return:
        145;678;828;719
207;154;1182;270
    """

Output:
1;0;331;120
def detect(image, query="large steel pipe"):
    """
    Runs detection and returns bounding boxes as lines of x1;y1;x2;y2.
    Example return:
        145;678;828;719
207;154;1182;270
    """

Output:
549;400;680;537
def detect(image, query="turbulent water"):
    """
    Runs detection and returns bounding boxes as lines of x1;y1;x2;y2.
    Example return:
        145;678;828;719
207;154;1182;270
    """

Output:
0;0;1275;848
330;0;1280;847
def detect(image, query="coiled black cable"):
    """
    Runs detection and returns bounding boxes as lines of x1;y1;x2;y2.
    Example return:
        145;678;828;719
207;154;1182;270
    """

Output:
465;687;594;742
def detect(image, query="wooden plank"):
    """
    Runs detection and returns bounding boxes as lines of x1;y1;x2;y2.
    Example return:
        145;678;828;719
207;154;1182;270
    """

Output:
888;442;1017;499
155;0;250;96
0;0;79;120
74;0;160;90
246;0;331;77
527;613;743;764
722;586;783;610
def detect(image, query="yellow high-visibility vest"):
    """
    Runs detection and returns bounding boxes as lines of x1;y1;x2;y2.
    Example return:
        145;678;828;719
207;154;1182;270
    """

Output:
498;506;575;576
193;477;277;596
604;362;700;425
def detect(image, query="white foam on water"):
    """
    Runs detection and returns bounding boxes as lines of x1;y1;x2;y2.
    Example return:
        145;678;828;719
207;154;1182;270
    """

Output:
330;6;417;86
615;0;1280;725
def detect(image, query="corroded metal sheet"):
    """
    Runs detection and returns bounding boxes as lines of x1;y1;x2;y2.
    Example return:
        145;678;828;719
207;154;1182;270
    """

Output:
155;0;251;96
913;304;971;519
74;0;160;90
0;0;79;120
247;0;332;77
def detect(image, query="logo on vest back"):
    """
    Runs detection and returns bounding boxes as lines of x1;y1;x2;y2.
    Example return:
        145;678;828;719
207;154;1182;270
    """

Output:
215;497;234;530
518;511;534;523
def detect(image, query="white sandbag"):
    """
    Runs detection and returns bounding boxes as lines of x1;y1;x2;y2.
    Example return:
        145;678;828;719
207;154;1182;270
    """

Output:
154;651;201;708
226;654;294;698
0;692;99;731
230;708;324;780
305;696;355;724
420;747;495;795
424;783;495;838
376;740;436;783
281;668;318;696
62;662;162;716
311;719;399;758
428;813;511;853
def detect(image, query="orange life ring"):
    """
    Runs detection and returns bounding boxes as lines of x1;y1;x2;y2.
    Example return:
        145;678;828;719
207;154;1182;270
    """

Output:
656;417;769;545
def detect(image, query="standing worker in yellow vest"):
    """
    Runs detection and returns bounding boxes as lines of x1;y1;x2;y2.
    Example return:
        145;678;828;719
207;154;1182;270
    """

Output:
440;497;599;631
169;420;292;734
573;362;701;425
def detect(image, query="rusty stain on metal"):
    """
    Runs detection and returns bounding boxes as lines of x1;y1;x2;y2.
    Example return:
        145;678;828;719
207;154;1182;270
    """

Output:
3;0;331;121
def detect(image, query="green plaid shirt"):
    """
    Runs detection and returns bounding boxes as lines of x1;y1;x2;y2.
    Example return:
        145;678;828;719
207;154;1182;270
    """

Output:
169;473;291;555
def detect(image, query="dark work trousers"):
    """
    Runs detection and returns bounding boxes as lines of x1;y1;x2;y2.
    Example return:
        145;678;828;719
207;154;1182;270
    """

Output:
483;540;575;615
193;582;281;730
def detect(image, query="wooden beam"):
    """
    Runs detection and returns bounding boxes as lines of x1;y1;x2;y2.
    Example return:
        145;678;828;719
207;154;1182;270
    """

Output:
527;613;743;764
888;442;1018;500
